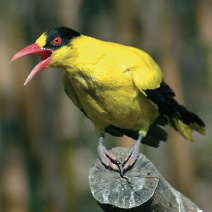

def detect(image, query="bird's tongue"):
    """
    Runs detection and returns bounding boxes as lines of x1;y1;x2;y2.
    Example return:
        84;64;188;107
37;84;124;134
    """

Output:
10;43;53;85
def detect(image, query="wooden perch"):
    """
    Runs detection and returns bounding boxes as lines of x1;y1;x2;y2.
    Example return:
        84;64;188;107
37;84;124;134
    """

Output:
89;147;201;212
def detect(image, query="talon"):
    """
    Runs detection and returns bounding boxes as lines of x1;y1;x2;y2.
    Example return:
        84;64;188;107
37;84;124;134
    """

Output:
105;151;117;163
108;160;119;171
123;151;132;164
99;150;119;171
122;133;143;171
98;135;119;171
123;154;137;170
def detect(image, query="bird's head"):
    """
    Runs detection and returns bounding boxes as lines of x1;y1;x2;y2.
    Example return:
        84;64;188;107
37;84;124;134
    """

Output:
10;27;80;85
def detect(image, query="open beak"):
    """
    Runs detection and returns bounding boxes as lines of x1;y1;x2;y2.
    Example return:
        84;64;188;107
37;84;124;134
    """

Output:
10;43;53;86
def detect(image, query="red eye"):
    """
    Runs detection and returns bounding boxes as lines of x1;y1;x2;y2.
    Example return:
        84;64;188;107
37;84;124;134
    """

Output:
53;36;62;45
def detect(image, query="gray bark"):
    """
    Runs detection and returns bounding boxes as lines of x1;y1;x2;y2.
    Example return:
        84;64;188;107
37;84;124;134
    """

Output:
89;147;201;211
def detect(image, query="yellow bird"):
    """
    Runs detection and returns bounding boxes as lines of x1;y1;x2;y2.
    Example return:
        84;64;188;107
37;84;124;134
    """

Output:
11;27;205;171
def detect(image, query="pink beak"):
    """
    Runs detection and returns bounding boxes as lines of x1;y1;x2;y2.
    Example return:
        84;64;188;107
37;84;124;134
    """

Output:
10;43;53;86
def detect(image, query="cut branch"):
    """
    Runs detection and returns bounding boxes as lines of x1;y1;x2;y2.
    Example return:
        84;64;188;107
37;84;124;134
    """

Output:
89;147;201;211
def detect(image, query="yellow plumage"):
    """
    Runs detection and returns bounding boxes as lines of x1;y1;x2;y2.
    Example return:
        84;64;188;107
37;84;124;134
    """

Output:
57;35;162;137
12;27;205;170
46;33;204;141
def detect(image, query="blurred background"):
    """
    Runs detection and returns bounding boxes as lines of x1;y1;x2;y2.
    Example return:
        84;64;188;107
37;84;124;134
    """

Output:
0;0;211;211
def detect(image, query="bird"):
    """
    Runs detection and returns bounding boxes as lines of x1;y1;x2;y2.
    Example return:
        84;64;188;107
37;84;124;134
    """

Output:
10;26;205;172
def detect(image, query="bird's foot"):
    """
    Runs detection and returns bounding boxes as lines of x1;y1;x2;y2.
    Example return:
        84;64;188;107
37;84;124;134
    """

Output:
122;134;143;171
98;133;143;173
98;136;119;171
98;146;120;171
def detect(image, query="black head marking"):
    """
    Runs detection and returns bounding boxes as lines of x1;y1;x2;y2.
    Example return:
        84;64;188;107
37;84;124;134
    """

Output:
44;27;80;50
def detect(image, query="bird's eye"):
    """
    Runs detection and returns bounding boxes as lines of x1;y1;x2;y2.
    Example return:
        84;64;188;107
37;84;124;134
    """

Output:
53;36;62;45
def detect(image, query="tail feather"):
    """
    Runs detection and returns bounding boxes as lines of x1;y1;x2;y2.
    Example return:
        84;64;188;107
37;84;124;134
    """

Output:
170;104;205;141
144;81;205;141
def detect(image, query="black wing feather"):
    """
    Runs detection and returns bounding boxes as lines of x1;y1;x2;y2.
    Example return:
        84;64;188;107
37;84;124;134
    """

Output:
144;81;205;129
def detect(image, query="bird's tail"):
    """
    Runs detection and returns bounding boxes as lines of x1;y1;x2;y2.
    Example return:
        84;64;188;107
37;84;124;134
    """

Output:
169;104;205;141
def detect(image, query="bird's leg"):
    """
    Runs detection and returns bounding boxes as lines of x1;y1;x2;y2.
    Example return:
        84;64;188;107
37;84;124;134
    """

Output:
98;135;119;171
123;133;143;171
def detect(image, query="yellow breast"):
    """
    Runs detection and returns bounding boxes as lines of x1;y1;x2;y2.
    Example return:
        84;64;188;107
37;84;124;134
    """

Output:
64;35;161;134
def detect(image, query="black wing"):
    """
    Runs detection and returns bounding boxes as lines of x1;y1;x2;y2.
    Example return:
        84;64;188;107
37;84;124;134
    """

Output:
144;81;205;130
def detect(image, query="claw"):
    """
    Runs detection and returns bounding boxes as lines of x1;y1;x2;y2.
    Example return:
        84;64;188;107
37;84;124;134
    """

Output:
97;133;143;173
98;135;119;171
122;133;143;171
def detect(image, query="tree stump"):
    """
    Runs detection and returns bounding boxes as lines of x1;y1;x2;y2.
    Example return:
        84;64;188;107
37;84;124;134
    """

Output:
89;147;201;211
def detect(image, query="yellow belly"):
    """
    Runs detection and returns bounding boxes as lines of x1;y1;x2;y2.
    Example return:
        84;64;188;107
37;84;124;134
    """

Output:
61;35;164;137
70;73;159;136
